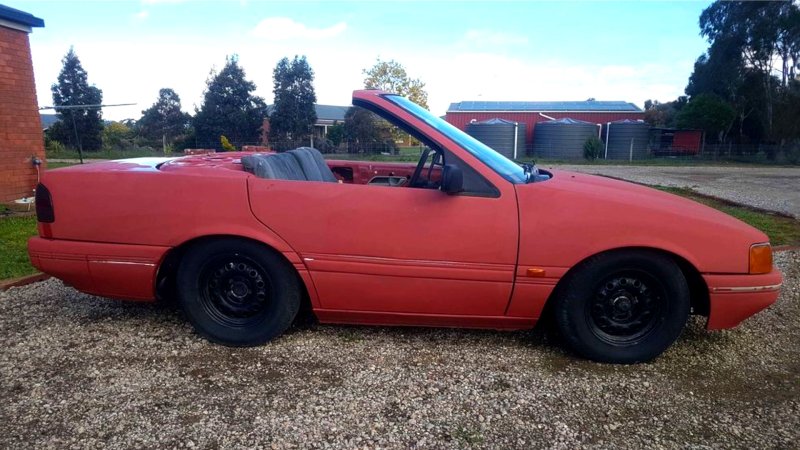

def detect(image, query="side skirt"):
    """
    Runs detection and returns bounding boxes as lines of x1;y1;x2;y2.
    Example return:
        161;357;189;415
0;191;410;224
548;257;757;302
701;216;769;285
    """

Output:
314;309;537;330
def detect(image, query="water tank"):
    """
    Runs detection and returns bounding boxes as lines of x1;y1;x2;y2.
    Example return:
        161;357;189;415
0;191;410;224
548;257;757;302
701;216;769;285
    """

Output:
532;118;599;159
466;118;526;159
603;120;650;160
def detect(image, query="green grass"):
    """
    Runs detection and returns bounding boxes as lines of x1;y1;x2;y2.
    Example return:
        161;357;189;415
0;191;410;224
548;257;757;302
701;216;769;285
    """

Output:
46;161;78;170
0;215;38;280
46;148;167;160
655;186;800;246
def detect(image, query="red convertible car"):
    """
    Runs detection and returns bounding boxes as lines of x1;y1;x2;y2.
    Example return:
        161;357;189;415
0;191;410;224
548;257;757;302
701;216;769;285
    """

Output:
28;90;782;363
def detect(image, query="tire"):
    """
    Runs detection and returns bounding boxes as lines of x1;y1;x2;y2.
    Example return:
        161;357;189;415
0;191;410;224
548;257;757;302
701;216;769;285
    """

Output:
176;238;301;346
553;250;690;364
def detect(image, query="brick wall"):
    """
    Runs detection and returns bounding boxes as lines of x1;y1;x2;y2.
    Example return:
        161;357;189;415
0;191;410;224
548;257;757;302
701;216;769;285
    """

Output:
0;25;45;204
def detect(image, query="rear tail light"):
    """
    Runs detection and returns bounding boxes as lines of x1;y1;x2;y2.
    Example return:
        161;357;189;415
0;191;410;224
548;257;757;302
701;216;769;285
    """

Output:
35;183;55;223
749;243;772;274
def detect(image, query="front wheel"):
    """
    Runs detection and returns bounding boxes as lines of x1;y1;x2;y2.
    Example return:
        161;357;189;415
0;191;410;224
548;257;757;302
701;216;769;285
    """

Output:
553;250;690;363
176;239;301;346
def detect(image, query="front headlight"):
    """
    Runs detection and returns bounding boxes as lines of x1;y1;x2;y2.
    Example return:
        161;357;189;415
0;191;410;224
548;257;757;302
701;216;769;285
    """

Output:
749;243;773;274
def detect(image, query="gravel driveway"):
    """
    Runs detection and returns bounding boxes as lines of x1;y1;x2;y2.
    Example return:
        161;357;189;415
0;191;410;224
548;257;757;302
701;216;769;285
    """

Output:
1;251;798;449
549;165;800;218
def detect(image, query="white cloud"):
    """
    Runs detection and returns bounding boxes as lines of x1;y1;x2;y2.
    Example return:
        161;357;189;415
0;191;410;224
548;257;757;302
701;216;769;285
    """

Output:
29;30;689;121
251;17;347;41
134;10;149;20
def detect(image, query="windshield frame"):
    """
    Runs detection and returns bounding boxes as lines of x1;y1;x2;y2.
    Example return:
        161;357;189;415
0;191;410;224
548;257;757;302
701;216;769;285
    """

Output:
384;94;528;184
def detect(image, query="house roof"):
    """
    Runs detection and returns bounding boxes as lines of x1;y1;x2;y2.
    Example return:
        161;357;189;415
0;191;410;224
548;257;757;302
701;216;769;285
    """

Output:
314;104;349;122
40;113;58;129
266;104;349;122
448;100;642;113
0;5;44;28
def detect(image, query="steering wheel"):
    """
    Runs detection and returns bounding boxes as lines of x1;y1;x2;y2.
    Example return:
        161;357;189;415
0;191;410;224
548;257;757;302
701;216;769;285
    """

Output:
409;147;431;188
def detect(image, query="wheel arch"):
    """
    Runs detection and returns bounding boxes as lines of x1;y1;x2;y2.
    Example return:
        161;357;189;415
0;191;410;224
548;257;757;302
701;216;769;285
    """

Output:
540;246;709;322
155;234;316;317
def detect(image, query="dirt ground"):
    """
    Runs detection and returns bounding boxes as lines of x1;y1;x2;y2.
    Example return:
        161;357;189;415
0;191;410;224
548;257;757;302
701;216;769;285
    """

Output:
0;251;798;449
550;165;800;219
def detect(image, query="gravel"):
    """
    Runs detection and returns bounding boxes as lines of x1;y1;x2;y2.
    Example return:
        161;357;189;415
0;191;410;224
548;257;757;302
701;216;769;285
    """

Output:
1;251;798;449
548;165;800;218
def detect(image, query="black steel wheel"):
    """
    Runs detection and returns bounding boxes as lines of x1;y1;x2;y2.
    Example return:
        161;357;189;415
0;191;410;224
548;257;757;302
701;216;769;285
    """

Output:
177;239;300;346
198;255;272;327
586;270;666;346
553;250;690;363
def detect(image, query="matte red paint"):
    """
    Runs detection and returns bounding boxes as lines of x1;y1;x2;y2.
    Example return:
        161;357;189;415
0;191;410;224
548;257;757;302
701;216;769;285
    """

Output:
28;90;781;332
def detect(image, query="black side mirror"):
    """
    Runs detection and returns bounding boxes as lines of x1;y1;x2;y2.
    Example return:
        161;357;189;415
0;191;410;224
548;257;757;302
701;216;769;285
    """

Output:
441;164;464;195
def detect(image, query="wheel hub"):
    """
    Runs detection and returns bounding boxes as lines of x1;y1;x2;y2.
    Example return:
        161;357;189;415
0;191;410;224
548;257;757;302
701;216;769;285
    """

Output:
588;273;664;344
200;256;271;324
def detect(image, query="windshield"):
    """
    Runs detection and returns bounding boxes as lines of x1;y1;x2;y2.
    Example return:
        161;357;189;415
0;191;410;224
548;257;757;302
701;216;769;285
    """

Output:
385;95;528;184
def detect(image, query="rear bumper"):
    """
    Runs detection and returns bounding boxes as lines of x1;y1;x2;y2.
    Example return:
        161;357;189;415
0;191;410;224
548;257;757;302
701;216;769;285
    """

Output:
703;269;783;330
28;237;169;301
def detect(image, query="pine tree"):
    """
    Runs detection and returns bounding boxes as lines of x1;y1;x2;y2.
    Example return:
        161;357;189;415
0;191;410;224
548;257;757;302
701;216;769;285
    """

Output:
193;56;266;150
138;88;190;151
269;56;317;150
49;47;104;151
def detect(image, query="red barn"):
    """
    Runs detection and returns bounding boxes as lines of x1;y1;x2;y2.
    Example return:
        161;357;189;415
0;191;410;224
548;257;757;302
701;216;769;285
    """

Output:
445;100;644;156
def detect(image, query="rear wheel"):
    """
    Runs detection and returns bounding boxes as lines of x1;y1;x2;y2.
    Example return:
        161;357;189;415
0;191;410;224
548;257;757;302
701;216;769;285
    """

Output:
553;250;690;363
177;239;300;346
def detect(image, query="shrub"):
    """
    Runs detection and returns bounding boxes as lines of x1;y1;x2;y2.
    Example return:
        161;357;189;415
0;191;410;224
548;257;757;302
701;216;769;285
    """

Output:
220;135;236;152
583;136;604;160
45;138;66;156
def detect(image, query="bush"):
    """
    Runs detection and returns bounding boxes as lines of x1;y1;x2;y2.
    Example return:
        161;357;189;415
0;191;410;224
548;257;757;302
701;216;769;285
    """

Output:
314;138;335;153
220;135;236;152
45;138;66;156
583;136;604;160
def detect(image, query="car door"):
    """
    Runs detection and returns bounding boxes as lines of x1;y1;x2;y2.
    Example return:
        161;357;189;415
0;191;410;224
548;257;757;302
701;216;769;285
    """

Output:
247;163;519;316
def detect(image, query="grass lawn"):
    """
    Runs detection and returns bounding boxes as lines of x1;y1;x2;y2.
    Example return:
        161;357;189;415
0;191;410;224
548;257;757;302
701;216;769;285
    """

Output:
0;215;38;280
46;161;78;170
655;186;800;247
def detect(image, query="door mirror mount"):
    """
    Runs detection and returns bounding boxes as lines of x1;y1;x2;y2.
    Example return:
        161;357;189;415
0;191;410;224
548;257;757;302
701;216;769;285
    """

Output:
441;164;464;195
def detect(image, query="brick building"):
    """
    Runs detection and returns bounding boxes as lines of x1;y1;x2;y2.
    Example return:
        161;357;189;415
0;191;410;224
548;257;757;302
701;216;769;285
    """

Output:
0;5;44;204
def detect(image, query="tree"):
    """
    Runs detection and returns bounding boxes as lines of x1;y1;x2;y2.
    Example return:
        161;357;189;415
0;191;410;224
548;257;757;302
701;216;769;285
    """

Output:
327;122;345;147
102;121;133;150
269;56;317;150
50;47;104;151
343;106;396;154
138;88;190;152
363;58;428;109
193;56;266;150
676;94;736;143
697;1;800;140
643;97;687;128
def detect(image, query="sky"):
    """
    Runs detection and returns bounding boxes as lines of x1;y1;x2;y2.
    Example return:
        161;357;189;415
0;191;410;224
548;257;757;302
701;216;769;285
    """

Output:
9;0;713;121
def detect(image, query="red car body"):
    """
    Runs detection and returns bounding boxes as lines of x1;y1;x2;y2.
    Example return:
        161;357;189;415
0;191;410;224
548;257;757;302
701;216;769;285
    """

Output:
29;90;781;346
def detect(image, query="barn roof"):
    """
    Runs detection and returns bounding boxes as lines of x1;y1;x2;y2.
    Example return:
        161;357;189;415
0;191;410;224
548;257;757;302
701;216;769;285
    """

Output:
448;100;642;113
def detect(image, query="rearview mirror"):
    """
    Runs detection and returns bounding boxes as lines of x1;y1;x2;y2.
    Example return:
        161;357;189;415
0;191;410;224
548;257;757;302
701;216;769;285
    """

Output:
441;164;464;195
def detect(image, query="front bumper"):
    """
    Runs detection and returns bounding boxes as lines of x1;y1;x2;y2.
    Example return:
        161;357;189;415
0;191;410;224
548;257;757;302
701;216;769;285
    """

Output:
703;269;783;330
